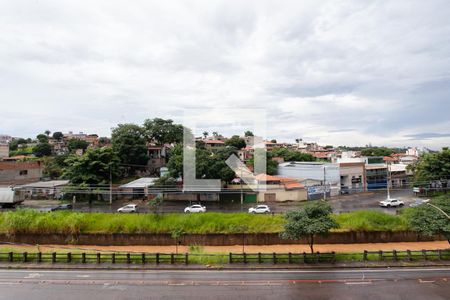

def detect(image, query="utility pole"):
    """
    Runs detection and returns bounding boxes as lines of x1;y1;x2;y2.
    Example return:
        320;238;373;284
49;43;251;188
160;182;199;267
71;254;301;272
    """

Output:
240;168;243;211
323;165;326;200
386;162;391;200
109;165;113;205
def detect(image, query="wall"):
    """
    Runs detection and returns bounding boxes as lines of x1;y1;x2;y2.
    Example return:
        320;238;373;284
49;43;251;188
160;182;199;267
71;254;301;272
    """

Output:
0;144;9;159
0;161;43;185
278;162;340;185
339;162;366;193
256;189;307;202
0;231;444;246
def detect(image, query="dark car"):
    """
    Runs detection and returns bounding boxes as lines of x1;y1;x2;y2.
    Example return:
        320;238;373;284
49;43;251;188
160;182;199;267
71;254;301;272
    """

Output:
52;204;73;211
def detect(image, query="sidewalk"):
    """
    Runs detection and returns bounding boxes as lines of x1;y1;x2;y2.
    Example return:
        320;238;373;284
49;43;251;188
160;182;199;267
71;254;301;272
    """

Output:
2;241;448;253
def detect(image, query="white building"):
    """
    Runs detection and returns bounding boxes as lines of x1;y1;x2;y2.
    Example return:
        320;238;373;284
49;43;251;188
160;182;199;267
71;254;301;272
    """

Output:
0;144;9;159
277;162;341;197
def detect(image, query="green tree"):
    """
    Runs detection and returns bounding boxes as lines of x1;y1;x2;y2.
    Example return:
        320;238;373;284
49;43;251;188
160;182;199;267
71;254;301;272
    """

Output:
67;139;90;152
247;149;279;175
52;132;64;140
42;157;63;179
32;142;52;157
166;144;237;182
413;148;450;186
143;118;184;145
225;135;246;150
36;134;49;143
409;196;450;244
111;124;148;172
62;147;120;185
202;131;208;139
244;131;254;137
270;148;315;162
98;137;110;146
281;201;338;253
44;130;51;136
360;147;396;157
8;140;19;151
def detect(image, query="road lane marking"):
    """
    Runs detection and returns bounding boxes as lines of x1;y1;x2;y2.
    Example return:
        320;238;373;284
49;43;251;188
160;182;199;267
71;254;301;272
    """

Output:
418;279;436;283
24;273;42;279
345;281;372;285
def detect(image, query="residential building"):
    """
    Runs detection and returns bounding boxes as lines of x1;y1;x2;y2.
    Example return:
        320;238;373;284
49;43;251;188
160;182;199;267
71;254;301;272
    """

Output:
204;139;225;149
227;174;307;202
237;146;253;161
119;177;158;200
388;163;410;188
254;174;307;202
365;163;387;190
147;144;170;175
0;161;43;185
17;180;69;199
0;144;9;159
243;135;263;147
0;135;12;144
339;162;366;193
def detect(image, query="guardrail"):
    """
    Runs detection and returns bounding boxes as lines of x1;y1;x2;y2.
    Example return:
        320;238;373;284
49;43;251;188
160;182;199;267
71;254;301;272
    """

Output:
0;249;448;265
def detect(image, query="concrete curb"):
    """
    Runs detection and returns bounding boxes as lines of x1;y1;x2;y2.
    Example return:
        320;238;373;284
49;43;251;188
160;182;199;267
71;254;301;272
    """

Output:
1;261;450;271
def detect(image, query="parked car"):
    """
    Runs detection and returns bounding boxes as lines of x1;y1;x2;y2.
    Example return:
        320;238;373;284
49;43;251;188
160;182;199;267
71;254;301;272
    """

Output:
409;199;430;207
248;205;271;214
184;204;206;213
117;204;138;213
379;198;404;208
340;187;350;195
52;204;73;211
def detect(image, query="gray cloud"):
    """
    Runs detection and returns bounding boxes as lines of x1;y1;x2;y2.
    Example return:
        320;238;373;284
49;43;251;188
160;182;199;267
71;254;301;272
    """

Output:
0;0;449;149
404;133;450;140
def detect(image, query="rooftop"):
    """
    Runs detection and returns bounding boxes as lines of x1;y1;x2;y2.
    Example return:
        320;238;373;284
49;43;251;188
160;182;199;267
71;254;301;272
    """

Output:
120;177;158;189
18;180;70;188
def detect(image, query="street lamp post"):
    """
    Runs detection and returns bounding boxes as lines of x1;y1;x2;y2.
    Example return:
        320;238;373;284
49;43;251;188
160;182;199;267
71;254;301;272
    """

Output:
426;203;450;219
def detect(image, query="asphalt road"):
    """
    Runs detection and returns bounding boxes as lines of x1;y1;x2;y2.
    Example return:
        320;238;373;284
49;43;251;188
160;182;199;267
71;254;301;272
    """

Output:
11;188;419;215
0;267;448;299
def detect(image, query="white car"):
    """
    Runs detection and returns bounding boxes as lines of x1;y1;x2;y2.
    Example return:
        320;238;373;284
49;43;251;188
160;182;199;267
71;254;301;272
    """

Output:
379;198;404;208
117;204;138;213
184;204;206;213
248;205;271;214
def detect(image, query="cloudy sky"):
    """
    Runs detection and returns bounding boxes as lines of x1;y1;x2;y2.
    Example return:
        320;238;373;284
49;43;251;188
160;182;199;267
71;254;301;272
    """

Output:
0;0;449;149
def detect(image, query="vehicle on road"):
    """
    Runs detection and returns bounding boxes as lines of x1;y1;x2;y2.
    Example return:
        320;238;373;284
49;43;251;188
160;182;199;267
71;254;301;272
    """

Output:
52;204;73;211
0;187;23;208
379;198;404;208
184;204;206;213
248;205;271;214
409;199;430;207
117;204;138;213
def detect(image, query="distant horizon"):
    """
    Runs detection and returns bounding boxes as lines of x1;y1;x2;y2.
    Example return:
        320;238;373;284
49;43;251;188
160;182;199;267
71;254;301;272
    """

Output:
1;125;445;151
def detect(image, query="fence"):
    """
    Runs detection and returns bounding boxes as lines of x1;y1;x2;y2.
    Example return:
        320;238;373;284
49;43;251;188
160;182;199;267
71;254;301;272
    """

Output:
0;249;449;265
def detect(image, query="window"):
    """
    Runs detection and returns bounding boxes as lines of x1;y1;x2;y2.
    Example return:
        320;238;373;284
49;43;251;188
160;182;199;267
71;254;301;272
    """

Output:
19;170;28;176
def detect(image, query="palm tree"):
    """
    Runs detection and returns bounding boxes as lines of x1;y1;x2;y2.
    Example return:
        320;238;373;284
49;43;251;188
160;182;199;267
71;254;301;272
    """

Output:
202;131;208;139
45;130;51;136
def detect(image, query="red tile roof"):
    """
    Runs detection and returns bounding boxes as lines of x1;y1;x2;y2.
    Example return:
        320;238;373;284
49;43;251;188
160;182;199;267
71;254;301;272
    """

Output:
204;140;225;144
